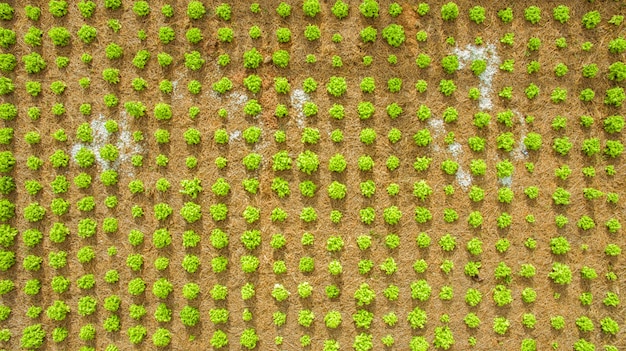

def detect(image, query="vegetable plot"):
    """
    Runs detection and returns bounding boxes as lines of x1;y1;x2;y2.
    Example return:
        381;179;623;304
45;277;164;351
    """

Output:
0;1;624;350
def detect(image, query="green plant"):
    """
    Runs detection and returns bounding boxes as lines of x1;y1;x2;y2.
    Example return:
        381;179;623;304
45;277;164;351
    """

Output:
553;136;573;156
22;52;46;74
493;285;512;306
381;24;405;47
359;0;379;18
603;291;620;307
609;37;626;54
46;300;70;321
131;0;150;16
600;317;619;335
0;54;15;74
20;324;45;349
464;313;481;329
150;328;171;347
150;228;171;250
76;0;96;18
407;306;427;329
300;0;320;17
25;5;41;20
326;76;347;97
360;26;378;43
548;262;573;285
0;224;16;248
47;26;71;47
550;5;570;23
0;28;15;48
605;243;622;257
609;62;626;83
491;316;510;336
441;2;458;21
304;25;321;41
605;87;625;107
604;114;625;133
466;5;486;24
609;15;624;25
332;0;349;18
211;2;231;20
578;9;603;29
248;25;261;40
554;37;567;49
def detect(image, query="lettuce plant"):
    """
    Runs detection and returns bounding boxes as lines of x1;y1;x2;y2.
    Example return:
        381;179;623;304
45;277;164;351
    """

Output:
0;28;15;49
360;26;377;43
48;0;68;17
469;6;485;24
327;76;347;97
382;24;405;47
20;324;45;349
579;9;601;29
302;0;322;17
48;27;70;46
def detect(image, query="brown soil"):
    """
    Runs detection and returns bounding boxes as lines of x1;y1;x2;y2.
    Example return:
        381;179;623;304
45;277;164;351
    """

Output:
1;0;625;350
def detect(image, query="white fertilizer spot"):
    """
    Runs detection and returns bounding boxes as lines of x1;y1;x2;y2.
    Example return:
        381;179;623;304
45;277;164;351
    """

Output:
453;43;501;110
512;110;529;160
229;91;248;107
446;141;472;190
456;169;472;191
253;121;270;152
428;118;445;152
290;89;309;129
229;130;241;141
171;79;185;102
448;142;462;158
211;91;249;116
428;118;445;136
499;176;513;187
71;113;142;176
225;91;249;116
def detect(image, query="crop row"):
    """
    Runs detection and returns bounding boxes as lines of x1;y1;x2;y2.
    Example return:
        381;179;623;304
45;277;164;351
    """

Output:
3;1;625;26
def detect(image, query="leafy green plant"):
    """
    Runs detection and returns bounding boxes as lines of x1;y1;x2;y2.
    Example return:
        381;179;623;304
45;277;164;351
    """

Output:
20;324;45;349
275;2;292;18
359;0;379;18
381;24;405;47
524;5;541;24
327;76;347;97
441;2;458;21
0;28;15;49
549;262;572;285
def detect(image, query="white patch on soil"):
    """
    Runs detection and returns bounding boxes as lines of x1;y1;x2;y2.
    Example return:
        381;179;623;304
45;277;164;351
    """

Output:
511;110;529;160
446;142;472;190
253;121;270;152
71;113;142;175
428;118;445;136
448;142;462;158
171;79;186;102
499;176;513;187
229;91;248;107
229;130;241;141
456;168;472;191
212;91;249;116
290;88;309;129
428;118;445;152
453;43;501;110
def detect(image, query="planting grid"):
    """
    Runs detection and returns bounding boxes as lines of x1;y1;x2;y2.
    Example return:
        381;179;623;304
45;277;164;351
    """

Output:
0;0;625;350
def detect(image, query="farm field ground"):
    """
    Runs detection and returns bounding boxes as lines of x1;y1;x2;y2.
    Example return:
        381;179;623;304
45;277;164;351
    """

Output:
0;0;625;350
